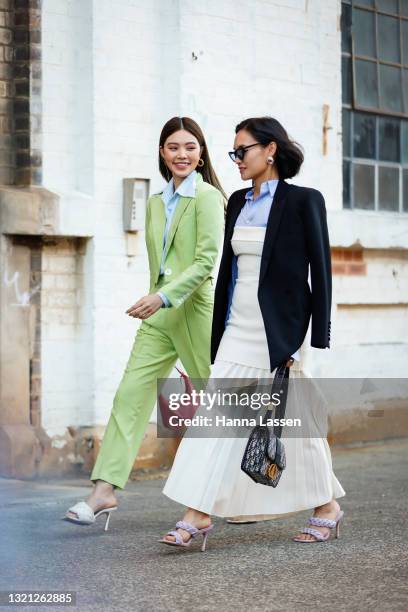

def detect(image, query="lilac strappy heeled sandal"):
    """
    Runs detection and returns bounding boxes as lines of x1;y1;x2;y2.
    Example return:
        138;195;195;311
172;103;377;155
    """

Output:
158;520;214;552
292;509;344;542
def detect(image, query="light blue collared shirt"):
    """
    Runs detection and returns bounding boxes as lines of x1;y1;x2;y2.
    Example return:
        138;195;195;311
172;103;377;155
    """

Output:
236;179;279;227
156;171;197;307
226;179;300;362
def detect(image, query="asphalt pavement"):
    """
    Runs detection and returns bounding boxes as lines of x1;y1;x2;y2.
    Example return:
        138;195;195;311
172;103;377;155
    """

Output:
0;438;407;612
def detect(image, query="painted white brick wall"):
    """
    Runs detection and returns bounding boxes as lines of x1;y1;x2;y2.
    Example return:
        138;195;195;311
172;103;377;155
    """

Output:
40;0;408;435
176;0;342;202
41;239;93;436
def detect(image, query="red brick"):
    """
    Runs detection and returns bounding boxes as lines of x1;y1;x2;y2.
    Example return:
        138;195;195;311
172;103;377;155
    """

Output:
352;250;363;261
331;249;344;261
332;263;346;275
345;263;366;275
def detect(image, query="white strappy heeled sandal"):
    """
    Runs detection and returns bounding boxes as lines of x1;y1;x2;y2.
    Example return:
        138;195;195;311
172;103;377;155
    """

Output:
62;501;117;531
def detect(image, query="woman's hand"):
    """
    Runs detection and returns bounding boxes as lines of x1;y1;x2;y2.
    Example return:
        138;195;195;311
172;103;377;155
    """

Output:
126;294;163;319
286;358;295;368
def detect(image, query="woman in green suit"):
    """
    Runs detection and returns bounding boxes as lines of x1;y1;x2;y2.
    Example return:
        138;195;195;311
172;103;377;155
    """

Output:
63;117;225;528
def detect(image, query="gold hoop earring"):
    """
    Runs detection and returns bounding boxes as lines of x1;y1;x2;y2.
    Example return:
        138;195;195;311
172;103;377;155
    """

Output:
197;158;204;167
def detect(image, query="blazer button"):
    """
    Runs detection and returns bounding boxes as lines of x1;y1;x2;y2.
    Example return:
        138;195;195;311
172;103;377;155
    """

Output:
164;268;172;276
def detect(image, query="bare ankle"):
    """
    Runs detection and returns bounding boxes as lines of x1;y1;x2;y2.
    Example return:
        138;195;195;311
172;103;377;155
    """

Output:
91;480;115;498
185;508;208;519
315;499;339;513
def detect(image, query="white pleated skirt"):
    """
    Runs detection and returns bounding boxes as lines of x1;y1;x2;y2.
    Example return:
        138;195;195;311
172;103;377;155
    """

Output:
162;359;346;519
162;226;345;518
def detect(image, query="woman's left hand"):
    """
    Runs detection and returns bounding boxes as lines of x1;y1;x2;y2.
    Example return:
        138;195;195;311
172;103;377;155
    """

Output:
286;358;295;367
126;294;163;319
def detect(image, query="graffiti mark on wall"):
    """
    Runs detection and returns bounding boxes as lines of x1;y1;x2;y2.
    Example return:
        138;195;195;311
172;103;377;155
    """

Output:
3;269;41;306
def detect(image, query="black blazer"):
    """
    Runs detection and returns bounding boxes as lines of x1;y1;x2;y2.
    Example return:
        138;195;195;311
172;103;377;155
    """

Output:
211;179;332;372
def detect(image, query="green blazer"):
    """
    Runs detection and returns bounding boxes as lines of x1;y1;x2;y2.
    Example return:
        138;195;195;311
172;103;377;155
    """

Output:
145;172;225;313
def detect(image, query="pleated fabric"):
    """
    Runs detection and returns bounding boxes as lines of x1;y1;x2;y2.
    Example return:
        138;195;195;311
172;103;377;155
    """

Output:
162;226;345;518
162;359;346;518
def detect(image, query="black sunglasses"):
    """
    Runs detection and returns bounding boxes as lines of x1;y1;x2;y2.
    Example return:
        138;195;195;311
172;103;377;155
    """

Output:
228;143;262;162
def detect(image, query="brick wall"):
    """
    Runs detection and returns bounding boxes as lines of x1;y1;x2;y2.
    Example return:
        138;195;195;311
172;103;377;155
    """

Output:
37;0;408;433
331;249;408;377
13;0;42;185
41;0;92;194
41;238;93;436
29;241;41;428
331;248;367;275
0;0;42;186
0;0;14;184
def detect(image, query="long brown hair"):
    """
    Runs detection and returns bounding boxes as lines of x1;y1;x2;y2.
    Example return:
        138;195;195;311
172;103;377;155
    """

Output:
158;116;227;201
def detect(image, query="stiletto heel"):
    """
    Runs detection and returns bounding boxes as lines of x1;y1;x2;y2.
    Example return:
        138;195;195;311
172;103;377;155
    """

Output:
104;511;112;531
158;520;213;551
335;514;343;539
293;509;344;543
201;530;210;552
62;501;118;529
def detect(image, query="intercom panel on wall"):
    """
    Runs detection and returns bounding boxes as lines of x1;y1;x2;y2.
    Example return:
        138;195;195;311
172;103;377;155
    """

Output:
123;178;150;232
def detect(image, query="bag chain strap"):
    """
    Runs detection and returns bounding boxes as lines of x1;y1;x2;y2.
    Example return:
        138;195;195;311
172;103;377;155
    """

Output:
263;362;290;439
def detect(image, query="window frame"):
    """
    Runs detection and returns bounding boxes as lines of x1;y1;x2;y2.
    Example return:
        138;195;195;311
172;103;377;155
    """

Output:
342;0;408;213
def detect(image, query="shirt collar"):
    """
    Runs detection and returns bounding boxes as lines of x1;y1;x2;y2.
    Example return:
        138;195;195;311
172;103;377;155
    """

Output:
245;179;279;202
162;170;197;204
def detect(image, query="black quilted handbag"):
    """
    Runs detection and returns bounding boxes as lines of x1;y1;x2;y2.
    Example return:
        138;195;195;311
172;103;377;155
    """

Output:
241;362;290;487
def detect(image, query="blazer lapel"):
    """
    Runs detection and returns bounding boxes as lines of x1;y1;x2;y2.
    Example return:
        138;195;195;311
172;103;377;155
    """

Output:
150;195;166;281
150;173;202;283
164;195;193;257
164;172;204;256
226;194;248;242
259;179;290;284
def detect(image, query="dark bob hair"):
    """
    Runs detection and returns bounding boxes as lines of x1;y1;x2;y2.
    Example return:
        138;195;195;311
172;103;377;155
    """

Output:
159;116;226;200
235;116;304;179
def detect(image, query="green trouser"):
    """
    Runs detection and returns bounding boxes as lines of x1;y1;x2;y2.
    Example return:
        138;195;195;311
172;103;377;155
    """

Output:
90;280;213;490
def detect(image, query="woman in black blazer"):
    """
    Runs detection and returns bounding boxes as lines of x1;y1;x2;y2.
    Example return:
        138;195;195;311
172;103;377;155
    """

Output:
160;116;345;549
211;168;332;372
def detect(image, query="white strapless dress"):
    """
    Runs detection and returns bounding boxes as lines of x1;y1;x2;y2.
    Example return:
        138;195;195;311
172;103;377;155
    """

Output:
216;226;272;368
162;226;345;518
